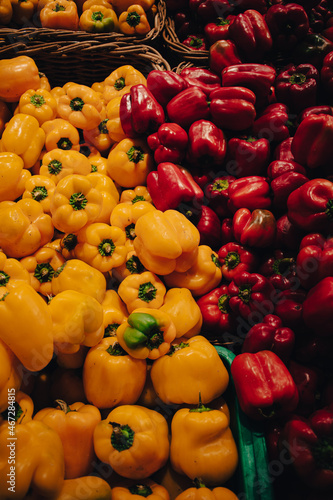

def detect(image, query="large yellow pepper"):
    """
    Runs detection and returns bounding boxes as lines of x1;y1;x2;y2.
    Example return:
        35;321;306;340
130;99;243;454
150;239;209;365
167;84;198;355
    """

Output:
118;4;150;34
11;0;38;23
33;400;101;479
164;245;223;297
120;185;152;204
112;479;170;500
20;245;66;296
83;118;115;153
0;251;31;288
79;4;119;32
0;419;65;499
26;476;112;500
107;137;154;188
159;288;203;339
39;148;91;184
40;0;80;29
170;403;238;486
0;0;12;24
51;258;107;303
57;83;104;130
133;210;200;276
113;245;146;282
22;174;56;215
1;113;45;169
116;307;176;360
0;152;31;203
17;88;57;125
50;173;103;233
83;335;147;409
0;198;54;258
93;404;170;479
110;200;156;242
103;65;147;104
42;118;81;151
174;481;239;500
0;56;40;103
118;270;166;313
150;335;229;405
49;289;104;353
75;222;127;273
105;96;127;142
0;339;22;413
86;171;119;223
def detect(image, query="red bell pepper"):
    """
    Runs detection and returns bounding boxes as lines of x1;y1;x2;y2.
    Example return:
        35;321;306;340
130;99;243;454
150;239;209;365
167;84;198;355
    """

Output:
218;241;258;281
196;205;222;249
226;135;270;177
287;178;333;234
189;0;233;22
204;15;235;45
185;120;227;168
274;63;319;114
166;86;210;129
208;86;257;131
179;67;221;95
267;159;307;179
270;171;309;213
221;217;234;244
204;175;236;218
296;233;333;289
196;284;235;336
265;3;309;53
146;162;204;212
291;114;333;170
120;84;165;137
228;9;273;62
232;208;277;248
291;33;333;70
321;50;333;94
274;288;307;330
302;276;333;336
227;175;272;213
147;123;188;165
251;102;291;144
209;39;243;75
288;360;324;416
182;35;208;51
273;136;294;162
297;105;333;126
274;213;306;251
230;350;299;420
228;271;276;321
241;314;295;363
146;70;188;107
281;407;333;490
259;248;297;290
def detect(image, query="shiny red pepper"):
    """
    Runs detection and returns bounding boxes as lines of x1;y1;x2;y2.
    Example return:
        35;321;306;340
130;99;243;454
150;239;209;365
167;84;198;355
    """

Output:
288;360;324;416
209;39;243;74
218;241;258;281
196;284;235;337
321;50;333;94
208;86;257;131
274;213;306;251
302;276;333;336
274;288;307;330
221;217;234;244
268;164;309;213
204;15;235;45
231;350;299;420
265;3;309;53
251;102;291;144
196;205;222;249
259;248;297;290
232;208;277;248
179;67;221;95
273;137;294;162
166;86;210;129
227;175;272;213
226;135;270;177
241;314;295;363
274;63;319;114
182;35;208;51
296;233;333;289
185;119;227;168
204;175;236;218
146;70;188;107
147;123;188;165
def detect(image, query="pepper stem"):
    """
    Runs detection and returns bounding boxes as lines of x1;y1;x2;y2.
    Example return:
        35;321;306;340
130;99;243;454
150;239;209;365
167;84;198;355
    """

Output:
189;392;212;412
110;422;135;451
129;485;153;497
98;238;115;257
0;271;10;287
138;281;157;303
69;192;88;211
34;263;55;283
114;77;126;91
31;186;48;201
326;199;333;220
126;11;141;27
225;251;240;270
30;94;45;108
127;146;144;163
70;97;85;112
218;294;230;314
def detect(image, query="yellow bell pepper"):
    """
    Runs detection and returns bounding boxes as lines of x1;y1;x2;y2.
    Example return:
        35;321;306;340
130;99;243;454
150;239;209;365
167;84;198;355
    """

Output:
0;251;31;288
82;0;113;10
0;390;34;425
33;400;101;479
50;173;103;233
40;0;80;29
116;307;176;360
38;71;52;91
103;65;147;103
107;137;154;188
42;118;81;151
59;232;79;259
133;210;200;276
33;476;112;500
57;83;104;130
119;4;150;34
159;288;203;339
49;289;104;353
112;479;170;500
86;171;119;223
0;100;12;136
164;245;223;297
51;258;107;303
105;96;127;142
113;246;146;282
83;118;115;153
0;339;22;413
83;335;147;409
174;481;239;500
22;174;56;214
101;288;128;337
11;0;38;23
120;185;152;204
0;198;54;259
88;154;108;174
110;200;156;241
0;282;54;371
20;245;66;297
150;335;229;405
1;113;45;169
0;0;12;24
111;0;154;14
0;419;65;499
0;152;31;203
39;148;91;183
118;270;166;313
75;222;127;273
170;402;239;486
79;4;119;32
93;404;169;479
17;88;57;125
0;56;40;103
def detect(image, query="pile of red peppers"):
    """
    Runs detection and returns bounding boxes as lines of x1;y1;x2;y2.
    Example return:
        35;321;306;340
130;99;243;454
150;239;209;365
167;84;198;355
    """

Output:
118;5;333;496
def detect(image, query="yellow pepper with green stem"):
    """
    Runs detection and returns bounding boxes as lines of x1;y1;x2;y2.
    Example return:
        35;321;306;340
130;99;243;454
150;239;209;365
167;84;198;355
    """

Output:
39;0;80;29
39;148;91;183
42;118;81;151
112;479;170;500
102;64;147;104
79;4;119;32
17;88;57;125
57;83;105;130
117;270;166;313
118;3;150;34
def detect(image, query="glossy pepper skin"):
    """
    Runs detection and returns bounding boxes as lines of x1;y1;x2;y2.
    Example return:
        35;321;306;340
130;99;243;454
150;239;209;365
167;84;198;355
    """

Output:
218;242;258;281
180;67;221;96
226;135;270;177
227;175;271;213
232;208;277;248
57;83;104;131
287;178;333;234
118;4;150;34
231;350;299;420
196;284;235;336
17;87;57;125
79;4;119;32
258;248;297;290
204;15;235;45
209;40;242;75
0;56;40;103
205;176;235;218
302;277;333;336
291;33;333;69
117;270;166;313
208;86;257;131
296;233;333;289
112;479;169;500
159;287;203;339
280;406;333;490
186;120;226;168
175;483;238;500
274;63;319;113
147;123;188;165
265;3;309;52
39;148;91;183
102;64;147;104
39;0;80;30
146;70;188;108
0;152;31;203
241;314;295;363
196;205;222;249
251;103;291;144
267;159;309;213
166;86;210;129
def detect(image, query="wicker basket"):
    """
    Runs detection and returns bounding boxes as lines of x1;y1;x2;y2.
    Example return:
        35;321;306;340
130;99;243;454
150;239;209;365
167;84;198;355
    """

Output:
0;41;171;87
162;16;209;67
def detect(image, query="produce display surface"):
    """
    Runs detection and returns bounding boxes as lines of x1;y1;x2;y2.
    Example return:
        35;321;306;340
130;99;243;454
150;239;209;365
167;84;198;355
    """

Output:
0;0;333;499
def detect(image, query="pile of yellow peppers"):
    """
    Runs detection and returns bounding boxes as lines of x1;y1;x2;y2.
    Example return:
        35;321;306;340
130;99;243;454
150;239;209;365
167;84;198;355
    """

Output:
0;55;239;500
0;0;156;34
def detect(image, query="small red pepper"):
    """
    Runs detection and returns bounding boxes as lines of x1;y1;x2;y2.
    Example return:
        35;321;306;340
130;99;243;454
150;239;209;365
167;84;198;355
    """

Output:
196;284;235;337
274;63;319;114
147;123;188;165
251;102;291;144
182;35;208;51
185;120;227;168
296;233;333;289
302;276;333;336
218;241;258;281
209;39;243;75
204;15;235;45
196;205;222;249
232;208;277;248
270;171;309;213
274;288;307;330
265;3;309;52
231;350;299;420
146;71;188;107
227;175;272;213
226;135;270;177
259;248;297;290
204;175;236;218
